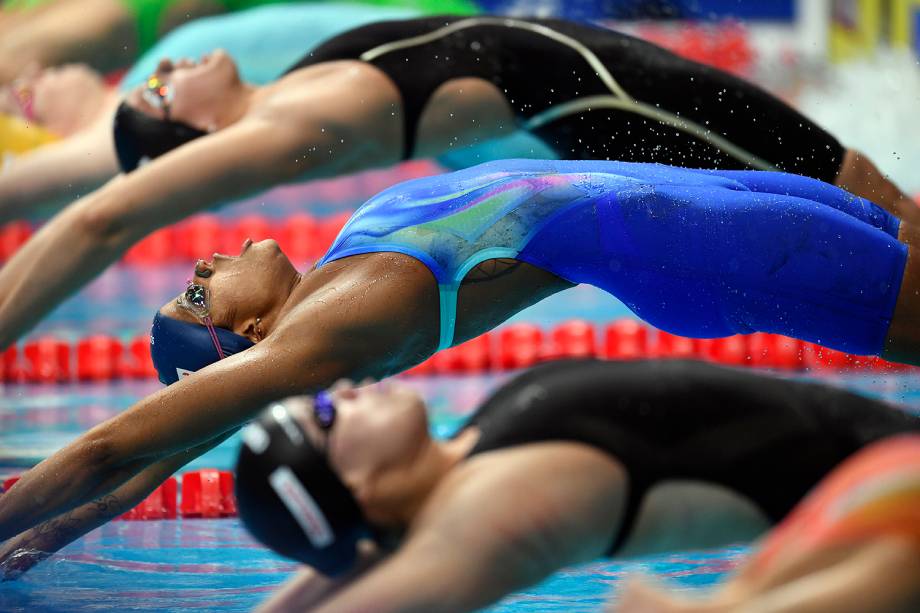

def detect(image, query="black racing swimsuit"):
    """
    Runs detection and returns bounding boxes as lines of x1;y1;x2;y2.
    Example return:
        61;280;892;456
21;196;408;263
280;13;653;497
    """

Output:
288;16;844;182
458;359;920;554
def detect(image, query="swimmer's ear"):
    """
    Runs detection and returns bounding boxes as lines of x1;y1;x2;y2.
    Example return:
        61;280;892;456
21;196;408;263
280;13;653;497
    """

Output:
241;317;264;343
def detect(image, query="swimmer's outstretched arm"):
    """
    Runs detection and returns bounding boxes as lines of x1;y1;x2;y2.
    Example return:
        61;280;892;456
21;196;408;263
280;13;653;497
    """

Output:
0;429;235;580
0;266;416;542
0;0;136;83
0;82;399;349
0;343;288;540
306;444;626;613
0;108;119;224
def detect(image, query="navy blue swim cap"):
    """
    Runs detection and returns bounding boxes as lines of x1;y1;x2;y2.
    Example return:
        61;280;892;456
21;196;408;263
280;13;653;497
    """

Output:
150;312;254;385
235;401;373;576
113;102;207;172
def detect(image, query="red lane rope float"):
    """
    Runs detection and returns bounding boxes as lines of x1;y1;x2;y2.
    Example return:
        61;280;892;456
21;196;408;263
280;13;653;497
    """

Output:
3;323;914;384
0;470;237;520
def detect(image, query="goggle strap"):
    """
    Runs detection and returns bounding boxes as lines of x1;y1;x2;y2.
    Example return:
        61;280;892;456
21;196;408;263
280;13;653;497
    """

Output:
12;85;36;122
201;316;226;360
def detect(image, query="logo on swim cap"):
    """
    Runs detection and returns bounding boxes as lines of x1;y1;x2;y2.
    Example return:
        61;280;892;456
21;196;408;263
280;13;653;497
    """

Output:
242;424;270;455
269;466;335;548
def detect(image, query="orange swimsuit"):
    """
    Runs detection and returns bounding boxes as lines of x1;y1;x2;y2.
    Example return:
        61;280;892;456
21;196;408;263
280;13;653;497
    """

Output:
752;434;920;573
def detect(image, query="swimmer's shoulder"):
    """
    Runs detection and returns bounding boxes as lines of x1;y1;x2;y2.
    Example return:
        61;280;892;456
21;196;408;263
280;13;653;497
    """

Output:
422;440;628;559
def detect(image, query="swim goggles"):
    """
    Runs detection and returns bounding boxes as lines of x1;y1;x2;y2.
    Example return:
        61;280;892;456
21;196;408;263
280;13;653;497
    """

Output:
313;391;336;431
142;74;173;120
176;280;226;360
9;81;36;122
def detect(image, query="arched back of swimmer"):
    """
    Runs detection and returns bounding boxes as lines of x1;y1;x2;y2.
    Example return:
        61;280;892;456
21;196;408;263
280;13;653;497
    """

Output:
2;16;920;350
3;160;920;581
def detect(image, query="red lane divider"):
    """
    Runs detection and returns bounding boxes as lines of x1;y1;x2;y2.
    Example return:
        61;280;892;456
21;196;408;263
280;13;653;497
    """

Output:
604;319;649;360
399;322;915;376
496;324;544;371
4;322;915;383
0;471;236;521
3;333;154;384
0;213;356;266
180;469;237;518
76;336;123;382
22;337;70;383
119;477;177;520
546;320;598;360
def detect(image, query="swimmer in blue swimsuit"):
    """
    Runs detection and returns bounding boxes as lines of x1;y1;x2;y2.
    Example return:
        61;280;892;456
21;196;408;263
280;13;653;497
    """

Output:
316;159;907;356
2;160;920;555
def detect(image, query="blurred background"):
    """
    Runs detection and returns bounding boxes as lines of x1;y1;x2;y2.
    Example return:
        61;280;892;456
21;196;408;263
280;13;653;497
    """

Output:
1;1;919;611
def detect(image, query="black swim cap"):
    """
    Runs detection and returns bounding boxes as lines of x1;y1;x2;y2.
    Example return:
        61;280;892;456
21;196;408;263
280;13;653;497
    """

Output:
235;401;374;576
113;101;207;172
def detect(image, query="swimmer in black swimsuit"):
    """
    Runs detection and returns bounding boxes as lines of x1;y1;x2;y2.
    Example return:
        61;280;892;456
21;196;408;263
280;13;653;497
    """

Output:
3;359;915;594
222;359;918;612
1;16;916;349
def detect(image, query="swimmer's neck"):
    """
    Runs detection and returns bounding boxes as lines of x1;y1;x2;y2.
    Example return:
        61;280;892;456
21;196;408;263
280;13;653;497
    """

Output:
215;81;262;130
360;427;481;528
271;255;387;327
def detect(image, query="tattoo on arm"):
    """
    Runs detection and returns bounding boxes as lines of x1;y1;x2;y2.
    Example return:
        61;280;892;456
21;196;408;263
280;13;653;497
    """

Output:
464;259;523;284
31;494;123;543
91;494;123;517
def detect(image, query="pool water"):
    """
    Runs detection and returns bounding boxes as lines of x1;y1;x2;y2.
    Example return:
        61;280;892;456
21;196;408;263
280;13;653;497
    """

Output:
3;180;920;612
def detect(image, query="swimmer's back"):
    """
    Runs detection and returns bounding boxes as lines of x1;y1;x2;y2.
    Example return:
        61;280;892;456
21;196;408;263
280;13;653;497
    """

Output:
461;359;920;552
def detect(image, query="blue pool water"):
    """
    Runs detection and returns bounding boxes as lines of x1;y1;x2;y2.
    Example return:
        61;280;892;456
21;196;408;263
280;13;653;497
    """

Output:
3;179;920;612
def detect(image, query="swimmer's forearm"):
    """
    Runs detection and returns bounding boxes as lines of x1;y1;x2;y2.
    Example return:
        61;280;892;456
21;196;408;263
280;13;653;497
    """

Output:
0;492;127;581
0;439;149;542
0;426;238;546
0;121;272;348
0;193;134;349
0;124;118;224
0;431;238;579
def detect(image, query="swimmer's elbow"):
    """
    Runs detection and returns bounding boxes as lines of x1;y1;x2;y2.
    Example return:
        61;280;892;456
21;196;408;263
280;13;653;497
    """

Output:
72;190;134;248
75;429;120;472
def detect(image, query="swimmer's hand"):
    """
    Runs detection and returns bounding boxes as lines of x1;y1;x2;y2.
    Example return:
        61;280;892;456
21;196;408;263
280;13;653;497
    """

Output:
0;545;49;581
610;575;736;613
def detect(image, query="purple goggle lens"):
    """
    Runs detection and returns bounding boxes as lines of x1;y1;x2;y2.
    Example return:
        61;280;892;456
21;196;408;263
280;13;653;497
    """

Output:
313;391;336;431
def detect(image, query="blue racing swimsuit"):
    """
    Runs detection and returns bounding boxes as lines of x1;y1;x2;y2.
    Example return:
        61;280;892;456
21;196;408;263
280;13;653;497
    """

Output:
317;160;907;355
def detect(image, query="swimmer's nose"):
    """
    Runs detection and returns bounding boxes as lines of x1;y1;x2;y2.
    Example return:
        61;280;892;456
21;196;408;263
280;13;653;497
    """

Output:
194;259;213;278
156;58;174;74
